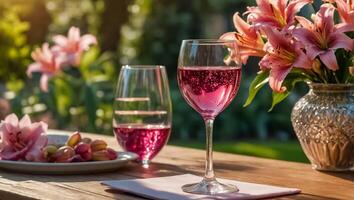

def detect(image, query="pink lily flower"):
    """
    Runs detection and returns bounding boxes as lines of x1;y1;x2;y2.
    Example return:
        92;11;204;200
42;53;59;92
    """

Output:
330;0;354;27
27;43;63;92
293;4;354;71
246;0;311;29
52;26;97;66
220;13;265;64
260;27;313;92
0;114;48;162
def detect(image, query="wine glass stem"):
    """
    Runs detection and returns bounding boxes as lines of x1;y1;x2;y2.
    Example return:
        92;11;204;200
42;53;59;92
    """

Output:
204;118;215;181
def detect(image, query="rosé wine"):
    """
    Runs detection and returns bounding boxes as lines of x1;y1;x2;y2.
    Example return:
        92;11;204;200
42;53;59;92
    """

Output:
113;124;171;161
177;66;241;119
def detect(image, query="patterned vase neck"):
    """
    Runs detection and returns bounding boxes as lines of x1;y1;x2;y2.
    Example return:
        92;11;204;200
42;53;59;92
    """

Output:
309;83;354;95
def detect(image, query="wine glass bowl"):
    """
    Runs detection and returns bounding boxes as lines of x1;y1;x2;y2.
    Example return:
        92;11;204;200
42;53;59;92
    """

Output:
113;65;172;167
177;40;242;194
177;66;241;119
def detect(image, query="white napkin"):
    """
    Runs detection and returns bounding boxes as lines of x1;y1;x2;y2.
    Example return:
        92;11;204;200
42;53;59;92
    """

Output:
102;174;300;200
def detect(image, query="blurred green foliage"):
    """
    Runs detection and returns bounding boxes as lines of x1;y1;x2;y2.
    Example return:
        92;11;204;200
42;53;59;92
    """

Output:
0;4;31;83
45;0;104;37
171;140;308;163
0;0;308;142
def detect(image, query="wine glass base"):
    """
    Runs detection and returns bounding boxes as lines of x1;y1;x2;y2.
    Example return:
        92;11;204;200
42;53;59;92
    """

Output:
182;178;239;195
140;159;150;168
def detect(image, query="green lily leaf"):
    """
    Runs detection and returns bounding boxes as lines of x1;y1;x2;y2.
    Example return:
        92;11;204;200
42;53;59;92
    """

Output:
269;71;309;111
269;91;290;111
244;71;269;107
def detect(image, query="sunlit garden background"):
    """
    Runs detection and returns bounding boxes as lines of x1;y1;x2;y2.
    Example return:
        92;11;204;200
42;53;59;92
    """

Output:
0;0;308;163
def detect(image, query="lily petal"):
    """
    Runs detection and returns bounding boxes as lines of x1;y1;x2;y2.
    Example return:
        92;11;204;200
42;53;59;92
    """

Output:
259;54;272;70
26;63;42;78
40;74;52;92
262;26;290;51
336;22;354;32
295;16;313;29
293;28;317;46
4;113;19;129
319;50;339;70
41;43;53;63
52;35;68;47
0;114;19;144
68;27;80;43
329;32;354;50
233;13;257;38
0;145;28;161
220;32;236;40
293;50;313;69
269;67;292;93
315;4;335;34
19;115;32;130
334;0;353;24
20;122;43;143
80;34;97;51
25;135;48;162
286;0;312;24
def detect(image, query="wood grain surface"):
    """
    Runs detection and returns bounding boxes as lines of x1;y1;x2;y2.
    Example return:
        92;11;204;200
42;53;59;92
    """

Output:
0;130;352;200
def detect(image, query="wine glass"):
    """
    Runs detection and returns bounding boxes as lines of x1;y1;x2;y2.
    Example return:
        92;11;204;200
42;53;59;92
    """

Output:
113;65;172;167
177;40;242;194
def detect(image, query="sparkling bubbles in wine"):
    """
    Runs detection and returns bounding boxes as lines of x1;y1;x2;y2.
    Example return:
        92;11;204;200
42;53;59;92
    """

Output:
113;124;171;161
178;66;241;119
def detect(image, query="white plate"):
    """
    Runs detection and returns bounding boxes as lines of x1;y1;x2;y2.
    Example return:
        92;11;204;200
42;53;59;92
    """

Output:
0;134;138;174
0;151;138;174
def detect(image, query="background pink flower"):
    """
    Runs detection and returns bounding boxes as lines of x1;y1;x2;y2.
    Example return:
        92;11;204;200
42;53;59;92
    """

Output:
52;26;97;66
0;114;48;162
27;43;63;92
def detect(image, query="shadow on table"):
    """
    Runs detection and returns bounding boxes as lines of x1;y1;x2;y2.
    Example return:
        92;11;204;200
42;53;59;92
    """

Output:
320;171;354;183
0;162;188;183
124;160;256;179
0;160;256;183
298;193;341;200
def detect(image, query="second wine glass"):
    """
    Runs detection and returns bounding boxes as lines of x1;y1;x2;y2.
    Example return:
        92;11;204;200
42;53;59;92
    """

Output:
177;40;242;194
113;65;172;167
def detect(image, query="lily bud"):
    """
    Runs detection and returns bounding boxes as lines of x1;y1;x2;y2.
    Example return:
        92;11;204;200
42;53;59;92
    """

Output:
312;59;321;74
66;131;81;147
349;66;354;76
90;140;107;152
54;146;75;163
74;142;92;161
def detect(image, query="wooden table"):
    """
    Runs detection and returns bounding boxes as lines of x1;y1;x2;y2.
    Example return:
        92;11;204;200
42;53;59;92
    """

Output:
0;130;352;200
